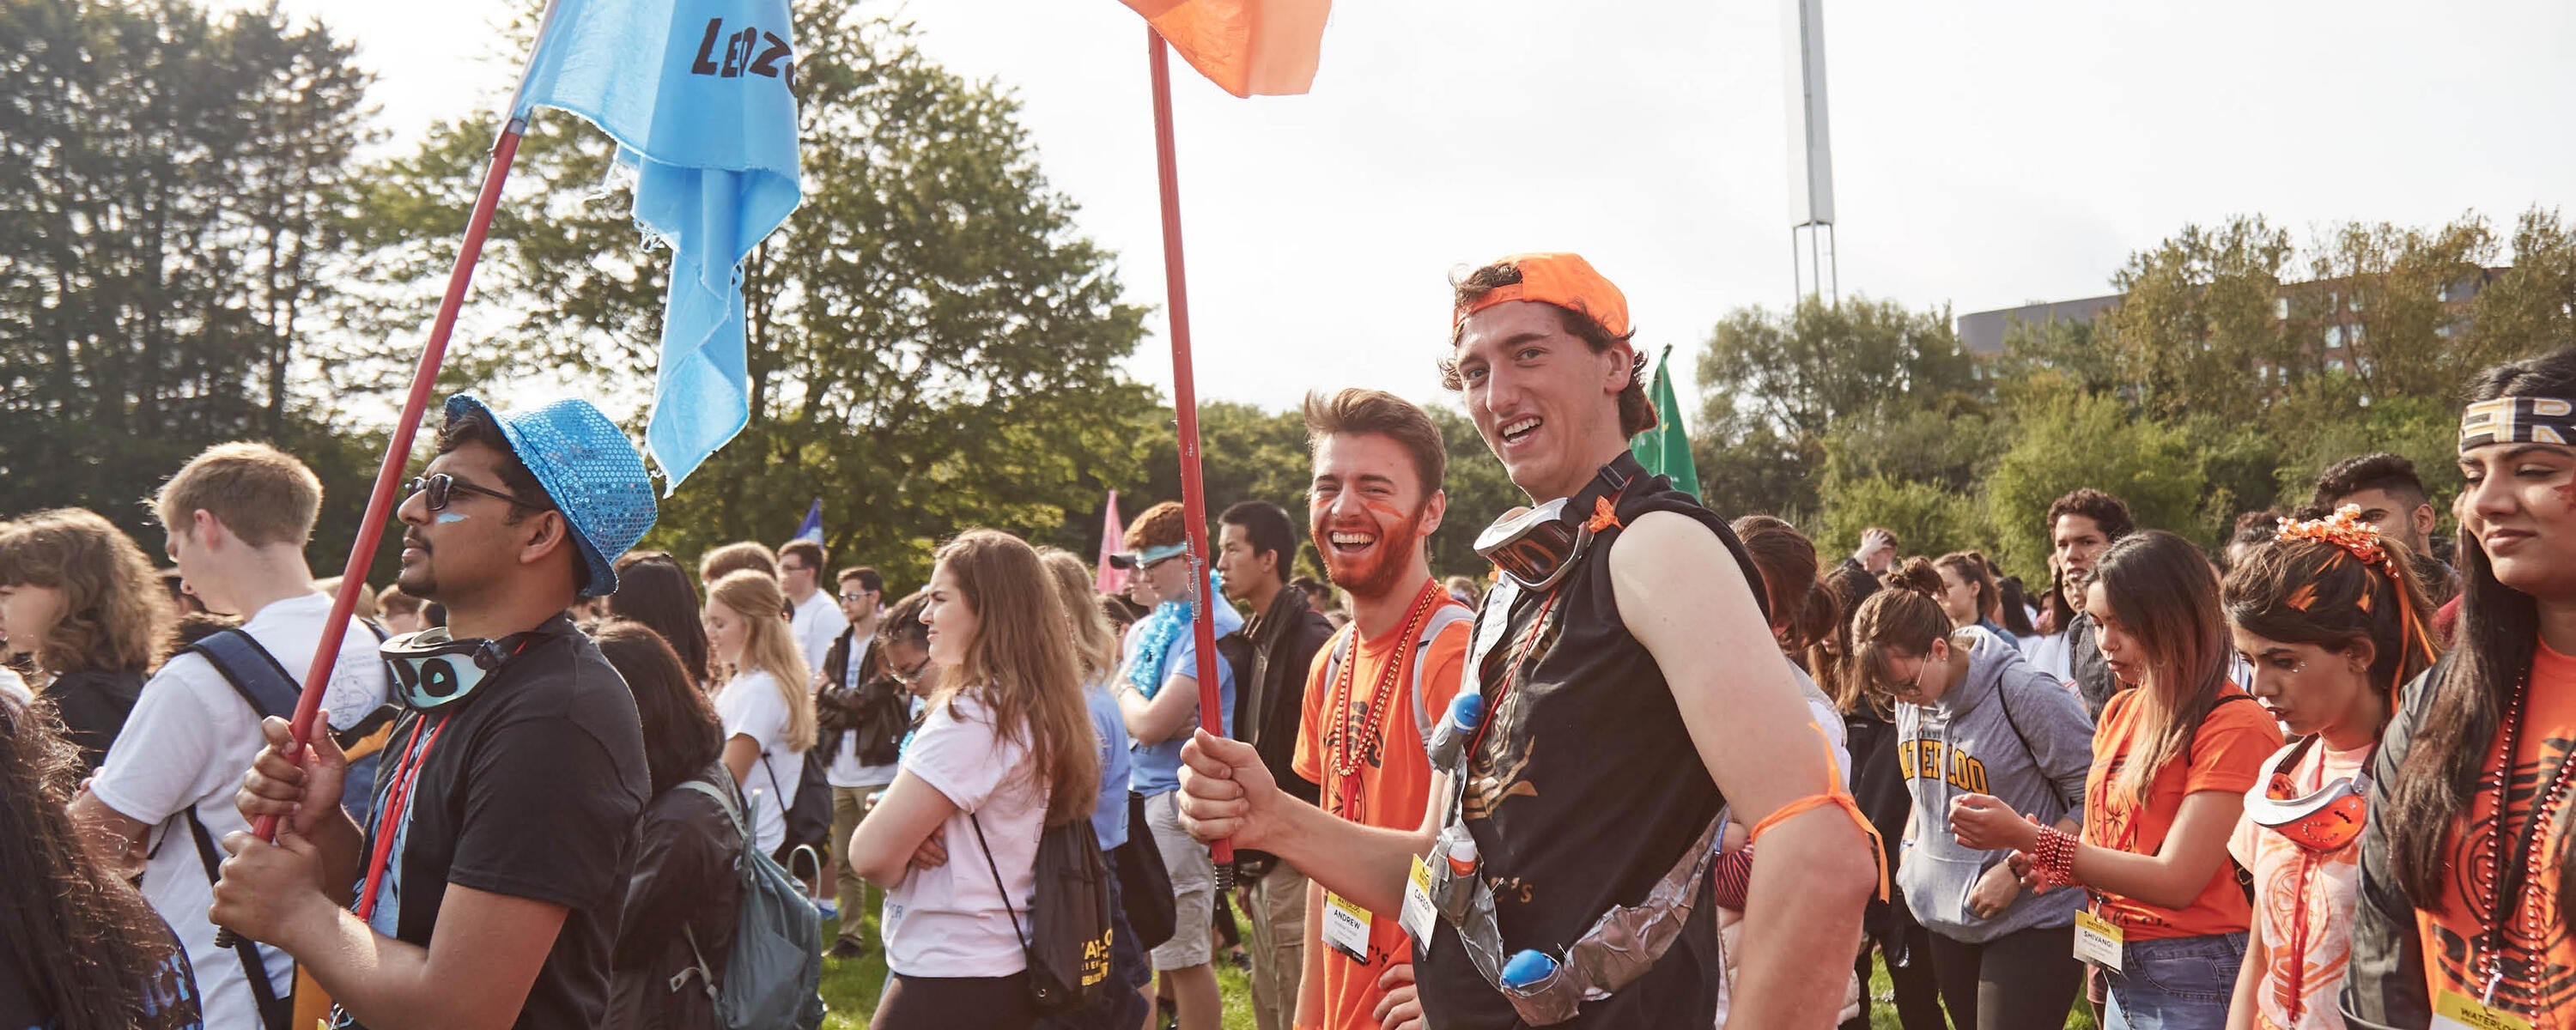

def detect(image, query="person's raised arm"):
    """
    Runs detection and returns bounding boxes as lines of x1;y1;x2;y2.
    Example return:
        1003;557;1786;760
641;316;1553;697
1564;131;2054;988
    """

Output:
1612;512;1875;1030
1176;730;1439;916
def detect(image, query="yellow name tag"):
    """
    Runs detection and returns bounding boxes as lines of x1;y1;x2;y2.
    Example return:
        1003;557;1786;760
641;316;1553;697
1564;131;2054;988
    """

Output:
1399;854;1438;950
2072;910;2124;972
2435;991;2536;1030
1321;890;1372;963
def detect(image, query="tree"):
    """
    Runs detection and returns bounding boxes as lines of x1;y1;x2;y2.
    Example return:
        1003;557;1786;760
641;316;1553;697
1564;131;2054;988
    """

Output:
2301;215;2502;403
351;4;1155;587
0;0;386;568
2474;207;2576;360
1981;391;2202;578
2090;215;2298;424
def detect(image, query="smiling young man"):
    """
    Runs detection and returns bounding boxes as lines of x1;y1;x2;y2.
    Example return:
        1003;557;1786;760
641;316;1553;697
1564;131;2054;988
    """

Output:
210;395;657;1030
1282;389;1473;1030
1177;254;1876;1029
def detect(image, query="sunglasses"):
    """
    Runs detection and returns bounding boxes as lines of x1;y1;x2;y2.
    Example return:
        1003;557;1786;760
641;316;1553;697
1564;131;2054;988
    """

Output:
404;474;545;513
837;591;875;603
2245;736;2372;852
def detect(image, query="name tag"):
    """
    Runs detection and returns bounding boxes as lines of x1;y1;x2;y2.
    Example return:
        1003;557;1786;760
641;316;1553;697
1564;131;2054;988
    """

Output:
2434;991;2536;1030
2072;909;2123;972
1399;854;1439;952
1321;890;1372;963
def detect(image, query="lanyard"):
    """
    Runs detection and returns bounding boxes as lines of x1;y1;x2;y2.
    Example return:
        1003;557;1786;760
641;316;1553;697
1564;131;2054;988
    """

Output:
1465;590;1562;763
354;715;450;923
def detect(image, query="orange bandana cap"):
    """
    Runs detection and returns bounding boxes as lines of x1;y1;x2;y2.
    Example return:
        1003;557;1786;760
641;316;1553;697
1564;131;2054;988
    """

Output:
1453;252;1631;338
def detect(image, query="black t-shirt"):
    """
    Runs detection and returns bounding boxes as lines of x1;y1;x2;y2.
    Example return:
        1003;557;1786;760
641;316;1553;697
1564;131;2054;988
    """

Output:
43;667;144;774
1415;454;1760;1029
338;615;648;1030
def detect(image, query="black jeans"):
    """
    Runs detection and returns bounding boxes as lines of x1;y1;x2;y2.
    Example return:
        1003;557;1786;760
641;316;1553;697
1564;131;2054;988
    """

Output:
872;972;1037;1030
1926;924;2086;1030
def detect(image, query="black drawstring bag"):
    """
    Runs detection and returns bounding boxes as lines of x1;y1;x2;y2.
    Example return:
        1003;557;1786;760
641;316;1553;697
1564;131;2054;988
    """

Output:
972;814;1117;1015
1111;791;1177;951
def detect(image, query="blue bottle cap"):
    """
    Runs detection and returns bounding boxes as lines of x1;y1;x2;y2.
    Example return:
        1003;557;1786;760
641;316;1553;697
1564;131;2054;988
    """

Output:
1449;692;1486;730
1500;949;1556;990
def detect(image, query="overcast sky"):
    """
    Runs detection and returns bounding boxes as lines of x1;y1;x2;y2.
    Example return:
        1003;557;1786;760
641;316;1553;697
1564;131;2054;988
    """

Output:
246;0;2576;415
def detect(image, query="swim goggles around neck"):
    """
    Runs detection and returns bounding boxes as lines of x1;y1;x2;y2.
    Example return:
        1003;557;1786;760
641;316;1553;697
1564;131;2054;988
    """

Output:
1473;462;1643;591
380;627;536;711
2243;735;2372;852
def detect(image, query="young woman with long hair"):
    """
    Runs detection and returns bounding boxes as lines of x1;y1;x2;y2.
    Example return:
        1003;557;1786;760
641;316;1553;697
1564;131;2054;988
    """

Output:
1033;547;1151;1030
1852;558;2097;1030
1951;530;2283;1029
2218;510;2439;1030
594;620;742;1030
703;568;816;861
0;694;203;1030
2345;347;2576;1029
0;509;170;772
611;550;716;688
848;530;1101;1030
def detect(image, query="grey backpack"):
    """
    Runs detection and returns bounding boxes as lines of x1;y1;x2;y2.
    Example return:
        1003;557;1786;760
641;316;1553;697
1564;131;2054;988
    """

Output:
675;774;826;1030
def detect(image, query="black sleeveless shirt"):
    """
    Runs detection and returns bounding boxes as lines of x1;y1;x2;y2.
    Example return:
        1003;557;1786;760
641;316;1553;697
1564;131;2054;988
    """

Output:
1414;453;1766;1029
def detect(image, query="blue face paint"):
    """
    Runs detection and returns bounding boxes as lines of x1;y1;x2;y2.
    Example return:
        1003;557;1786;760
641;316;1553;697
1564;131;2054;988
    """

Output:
435;512;468;524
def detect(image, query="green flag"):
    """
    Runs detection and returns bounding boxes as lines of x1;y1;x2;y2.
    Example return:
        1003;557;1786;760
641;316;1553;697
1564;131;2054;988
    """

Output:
1630;345;1699;499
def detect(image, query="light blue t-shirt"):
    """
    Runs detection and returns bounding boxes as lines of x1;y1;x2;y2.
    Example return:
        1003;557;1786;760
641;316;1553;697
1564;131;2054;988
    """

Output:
1127;604;1240;797
1083;683;1133;849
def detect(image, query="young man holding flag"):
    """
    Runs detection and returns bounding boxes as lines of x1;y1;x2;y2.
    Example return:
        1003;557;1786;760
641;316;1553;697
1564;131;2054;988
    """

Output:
1287;389;1473;1030
211;396;657;1030
1179;254;1876;1028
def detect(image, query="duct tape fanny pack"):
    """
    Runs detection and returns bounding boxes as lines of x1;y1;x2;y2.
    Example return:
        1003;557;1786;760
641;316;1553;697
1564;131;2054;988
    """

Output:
1403;617;1727;1027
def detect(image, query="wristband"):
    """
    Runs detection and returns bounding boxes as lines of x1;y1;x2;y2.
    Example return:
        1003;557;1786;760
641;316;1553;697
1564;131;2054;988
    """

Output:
2032;826;2081;888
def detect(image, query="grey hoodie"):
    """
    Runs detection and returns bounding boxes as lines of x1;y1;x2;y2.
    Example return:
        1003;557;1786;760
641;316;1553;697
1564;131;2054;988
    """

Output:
1897;627;2097;943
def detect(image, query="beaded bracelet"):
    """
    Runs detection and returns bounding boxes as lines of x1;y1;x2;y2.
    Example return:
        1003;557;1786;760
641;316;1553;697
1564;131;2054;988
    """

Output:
2032;826;2080;888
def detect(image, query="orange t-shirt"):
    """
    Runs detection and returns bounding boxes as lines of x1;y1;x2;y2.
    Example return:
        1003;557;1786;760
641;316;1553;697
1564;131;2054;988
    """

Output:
2227;739;2370;1030
2415;640;2576;1026
1291;600;1469;1030
2085;685;2282;940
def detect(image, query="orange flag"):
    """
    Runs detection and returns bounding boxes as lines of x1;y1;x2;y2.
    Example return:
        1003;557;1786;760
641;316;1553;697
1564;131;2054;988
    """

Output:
1117;0;1330;97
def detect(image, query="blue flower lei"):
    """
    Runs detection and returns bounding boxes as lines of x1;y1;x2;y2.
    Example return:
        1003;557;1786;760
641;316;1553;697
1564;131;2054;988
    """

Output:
1127;568;1224;698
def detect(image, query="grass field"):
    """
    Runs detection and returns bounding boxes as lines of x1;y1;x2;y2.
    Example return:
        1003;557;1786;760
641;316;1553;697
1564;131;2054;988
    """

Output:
818;900;2096;1030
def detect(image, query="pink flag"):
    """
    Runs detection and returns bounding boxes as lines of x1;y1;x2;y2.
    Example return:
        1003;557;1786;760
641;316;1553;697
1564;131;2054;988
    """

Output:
1096;491;1130;594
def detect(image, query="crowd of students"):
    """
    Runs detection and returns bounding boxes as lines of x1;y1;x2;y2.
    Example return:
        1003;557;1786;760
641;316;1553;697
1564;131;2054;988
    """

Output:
3;254;2573;1030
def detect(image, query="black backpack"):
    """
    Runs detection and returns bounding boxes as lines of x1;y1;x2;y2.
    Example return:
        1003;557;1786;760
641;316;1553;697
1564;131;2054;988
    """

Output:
971;814;1116;1015
759;748;835;856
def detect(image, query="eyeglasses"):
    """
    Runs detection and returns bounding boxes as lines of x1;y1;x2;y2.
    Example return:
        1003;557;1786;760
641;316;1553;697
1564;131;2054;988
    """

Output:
837;591;875;603
404;474;545;513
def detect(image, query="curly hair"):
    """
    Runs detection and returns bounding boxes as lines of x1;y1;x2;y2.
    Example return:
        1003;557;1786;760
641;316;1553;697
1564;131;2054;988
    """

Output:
1123;500;1190;552
0;510;169;675
2310;451;2429;512
2045;488;2136;542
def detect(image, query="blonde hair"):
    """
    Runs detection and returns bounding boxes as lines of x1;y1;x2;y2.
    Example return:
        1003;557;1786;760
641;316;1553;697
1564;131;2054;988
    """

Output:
707;569;815;751
153;442;322;548
932;530;1101;827
1036;547;1119;682
0;510;170;674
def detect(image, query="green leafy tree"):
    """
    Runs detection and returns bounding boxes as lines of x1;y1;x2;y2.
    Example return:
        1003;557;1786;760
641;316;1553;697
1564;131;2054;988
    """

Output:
1982;391;2202;578
2090;215;2299;424
352;5;1154;587
2300;215;2503;403
1815;476;1986;564
2474;207;2576;360
0;0;386;567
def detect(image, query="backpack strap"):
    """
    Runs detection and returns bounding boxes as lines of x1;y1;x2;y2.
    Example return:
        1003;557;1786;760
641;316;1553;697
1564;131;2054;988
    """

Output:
180;807;290;1030
1408;606;1476;754
187;628;302;723
677;774;750;843
969;813;1037;972
1988;669;2075;809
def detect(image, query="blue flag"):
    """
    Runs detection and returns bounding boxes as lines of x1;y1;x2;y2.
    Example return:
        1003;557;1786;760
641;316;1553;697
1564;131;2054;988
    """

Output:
513;0;802;491
792;498;822;544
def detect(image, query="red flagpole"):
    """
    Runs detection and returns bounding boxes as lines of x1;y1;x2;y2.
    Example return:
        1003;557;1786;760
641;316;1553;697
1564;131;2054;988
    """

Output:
213;118;528;948
1146;27;1236;888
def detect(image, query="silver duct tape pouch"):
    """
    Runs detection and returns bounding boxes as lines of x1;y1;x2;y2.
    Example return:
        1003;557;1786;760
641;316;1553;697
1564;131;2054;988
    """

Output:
1413;787;1728;1026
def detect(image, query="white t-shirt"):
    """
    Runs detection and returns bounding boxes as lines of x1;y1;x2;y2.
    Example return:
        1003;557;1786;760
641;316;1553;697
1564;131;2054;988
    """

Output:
88;592;387;1030
716;669;805;855
0;664;27;706
824;631;899;790
790;591;847;688
883;692;1045;978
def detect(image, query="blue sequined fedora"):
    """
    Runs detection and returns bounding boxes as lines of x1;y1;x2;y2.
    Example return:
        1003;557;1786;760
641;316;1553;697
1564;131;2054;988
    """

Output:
441;394;656;597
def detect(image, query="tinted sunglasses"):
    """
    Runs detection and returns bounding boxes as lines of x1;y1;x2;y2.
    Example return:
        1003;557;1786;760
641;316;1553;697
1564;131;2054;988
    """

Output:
2245;736;2372;852
405;474;545;513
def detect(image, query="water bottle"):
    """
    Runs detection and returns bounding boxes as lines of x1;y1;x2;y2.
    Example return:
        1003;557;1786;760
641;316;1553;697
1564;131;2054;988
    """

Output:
1501;949;1558;991
1426;692;1486;769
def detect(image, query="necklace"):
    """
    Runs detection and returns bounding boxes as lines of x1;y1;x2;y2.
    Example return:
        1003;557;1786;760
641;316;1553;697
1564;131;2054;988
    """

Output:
2480;673;2575;999
1329;580;1444;780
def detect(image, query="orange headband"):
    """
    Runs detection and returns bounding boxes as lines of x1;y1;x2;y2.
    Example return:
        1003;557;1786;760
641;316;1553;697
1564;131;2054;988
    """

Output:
1452;252;1631;338
2275;504;2438;689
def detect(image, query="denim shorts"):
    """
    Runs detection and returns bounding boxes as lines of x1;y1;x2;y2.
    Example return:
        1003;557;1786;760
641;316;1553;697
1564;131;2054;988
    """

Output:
2102;931;2248;1030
